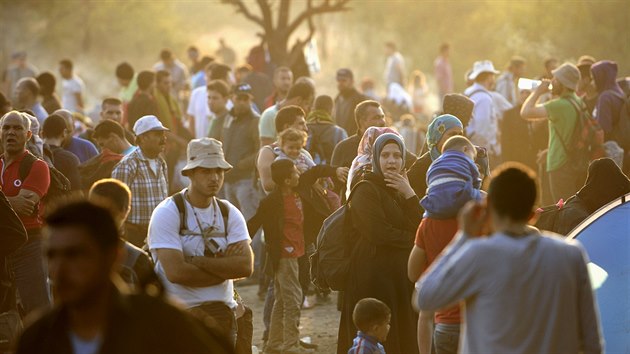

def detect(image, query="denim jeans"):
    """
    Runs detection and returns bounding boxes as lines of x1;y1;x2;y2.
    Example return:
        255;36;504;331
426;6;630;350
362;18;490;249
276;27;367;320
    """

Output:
267;258;302;353
9;233;50;315
262;282;274;341
433;323;460;354
189;301;237;348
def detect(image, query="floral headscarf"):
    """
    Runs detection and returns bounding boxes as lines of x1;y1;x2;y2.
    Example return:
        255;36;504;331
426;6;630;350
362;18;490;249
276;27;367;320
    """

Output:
426;114;463;161
346;126;400;198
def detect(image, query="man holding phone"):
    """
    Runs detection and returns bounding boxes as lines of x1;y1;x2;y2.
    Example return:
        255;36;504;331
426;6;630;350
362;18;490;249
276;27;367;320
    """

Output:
148;137;253;348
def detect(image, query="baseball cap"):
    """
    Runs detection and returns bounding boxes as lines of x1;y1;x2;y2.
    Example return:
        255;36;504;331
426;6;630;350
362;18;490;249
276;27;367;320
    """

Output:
133;115;169;136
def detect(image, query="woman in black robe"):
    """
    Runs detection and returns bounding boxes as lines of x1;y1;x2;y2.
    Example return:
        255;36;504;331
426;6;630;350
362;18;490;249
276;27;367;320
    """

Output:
337;133;422;354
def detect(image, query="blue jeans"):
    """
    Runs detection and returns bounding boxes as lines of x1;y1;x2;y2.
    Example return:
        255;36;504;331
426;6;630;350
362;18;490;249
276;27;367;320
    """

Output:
433;323;460;354
9;234;50;315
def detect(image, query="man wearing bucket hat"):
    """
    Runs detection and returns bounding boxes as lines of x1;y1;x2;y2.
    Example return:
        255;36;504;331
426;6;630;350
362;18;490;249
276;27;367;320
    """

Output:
520;62;585;201
148;137;253;348
464;60;510;165
112;115;169;247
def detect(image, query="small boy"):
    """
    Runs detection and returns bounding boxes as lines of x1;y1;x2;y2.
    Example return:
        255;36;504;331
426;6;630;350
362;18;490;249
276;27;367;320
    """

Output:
274;128;315;173
420;135;483;219
248;159;346;354
349;298;390;354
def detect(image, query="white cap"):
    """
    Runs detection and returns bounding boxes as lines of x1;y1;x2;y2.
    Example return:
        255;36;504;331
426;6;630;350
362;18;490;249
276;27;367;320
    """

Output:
468;60;500;81
133;115;169;136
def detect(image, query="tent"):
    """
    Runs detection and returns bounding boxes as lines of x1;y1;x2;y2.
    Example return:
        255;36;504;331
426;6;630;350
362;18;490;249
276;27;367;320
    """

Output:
568;193;630;353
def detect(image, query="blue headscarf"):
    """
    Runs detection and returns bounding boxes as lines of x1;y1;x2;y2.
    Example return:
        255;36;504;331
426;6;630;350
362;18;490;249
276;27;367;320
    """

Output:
426;114;463;161
372;133;406;178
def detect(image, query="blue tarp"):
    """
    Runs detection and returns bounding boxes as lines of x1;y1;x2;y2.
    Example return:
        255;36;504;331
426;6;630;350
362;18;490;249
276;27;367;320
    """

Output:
568;194;630;353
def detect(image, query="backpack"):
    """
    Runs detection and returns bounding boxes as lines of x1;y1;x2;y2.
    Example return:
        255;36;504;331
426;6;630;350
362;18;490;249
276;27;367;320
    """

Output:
171;191;229;236
307;124;334;165
310;180;372;292
79;152;123;191
18;151;72;207
553;97;605;173
611;94;630;151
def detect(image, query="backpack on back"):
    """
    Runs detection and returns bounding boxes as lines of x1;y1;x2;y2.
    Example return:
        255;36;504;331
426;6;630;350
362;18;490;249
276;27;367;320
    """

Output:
554;97;605;174
310;180;372;292
79;151;124;192
611;94;630;151
18;151;72;207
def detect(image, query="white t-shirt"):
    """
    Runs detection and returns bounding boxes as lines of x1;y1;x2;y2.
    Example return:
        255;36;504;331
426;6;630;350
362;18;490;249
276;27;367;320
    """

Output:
61;76;85;113
187;86;213;139
187;86;234;139
148;192;249;308
147;158;159;175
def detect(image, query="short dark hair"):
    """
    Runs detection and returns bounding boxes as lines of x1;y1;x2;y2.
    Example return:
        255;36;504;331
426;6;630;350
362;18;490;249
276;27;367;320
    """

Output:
271;159;295;186
115;62;134;81
59;59;73;70
488;163;537;222
41;114;67;139
101;97;122;109
18;77;39;96
385;41;396;50
93;119;125;140
45;201;120;250
160;49;173;61
544;57;558;69
354;100;380;127
187;46;199;53
440;43;450;53
275;105;306;133
195;56;214;73
36;72;56;96
137;71;155;91
210;64;231;81
510;56;526;69
236;64;252;74
156;70;170;83
313;95;333;114
207;80;230;98
286;81;315;101
353;298;390;333
89;178;131;213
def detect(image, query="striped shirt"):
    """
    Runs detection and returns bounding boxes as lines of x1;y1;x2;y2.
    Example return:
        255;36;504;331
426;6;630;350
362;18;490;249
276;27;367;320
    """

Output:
348;332;385;354
112;148;168;226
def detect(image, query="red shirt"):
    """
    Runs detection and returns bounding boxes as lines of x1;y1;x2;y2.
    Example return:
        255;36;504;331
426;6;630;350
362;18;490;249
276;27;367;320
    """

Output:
1;151;50;230
415;217;461;324
281;193;305;258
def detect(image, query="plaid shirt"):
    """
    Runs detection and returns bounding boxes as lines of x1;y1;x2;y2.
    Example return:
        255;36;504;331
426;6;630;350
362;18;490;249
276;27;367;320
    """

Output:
112;148;168;226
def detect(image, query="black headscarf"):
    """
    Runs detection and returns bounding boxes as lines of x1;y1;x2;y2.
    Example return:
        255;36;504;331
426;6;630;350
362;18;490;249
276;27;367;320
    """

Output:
576;158;630;213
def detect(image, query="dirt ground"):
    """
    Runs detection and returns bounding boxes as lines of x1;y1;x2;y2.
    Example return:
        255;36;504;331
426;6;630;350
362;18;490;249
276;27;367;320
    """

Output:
236;281;340;353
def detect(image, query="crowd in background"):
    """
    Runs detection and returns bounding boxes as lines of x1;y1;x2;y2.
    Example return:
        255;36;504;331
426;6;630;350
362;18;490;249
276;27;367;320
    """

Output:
1;38;629;354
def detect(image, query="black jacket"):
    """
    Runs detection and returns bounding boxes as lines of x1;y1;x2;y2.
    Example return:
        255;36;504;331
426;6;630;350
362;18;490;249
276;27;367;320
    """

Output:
248;165;339;273
334;88;367;135
17;286;233;354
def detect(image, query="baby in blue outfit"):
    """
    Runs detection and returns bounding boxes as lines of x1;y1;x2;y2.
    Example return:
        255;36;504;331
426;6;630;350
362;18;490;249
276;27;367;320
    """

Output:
420;135;484;219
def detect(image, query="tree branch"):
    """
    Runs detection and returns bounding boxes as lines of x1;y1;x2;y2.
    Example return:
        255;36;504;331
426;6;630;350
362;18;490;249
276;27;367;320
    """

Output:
286;0;351;36
277;0;290;29
222;0;265;28
256;0;274;32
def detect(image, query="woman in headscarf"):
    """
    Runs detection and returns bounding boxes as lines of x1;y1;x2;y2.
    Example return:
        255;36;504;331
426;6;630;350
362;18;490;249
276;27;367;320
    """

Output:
345;126;399;199
536;158;630;235
337;133;423;354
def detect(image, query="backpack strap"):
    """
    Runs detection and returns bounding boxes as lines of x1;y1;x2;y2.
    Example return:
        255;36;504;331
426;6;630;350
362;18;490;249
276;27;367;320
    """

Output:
18;151;38;183
216;198;230;235
466;89;493;100
172;192;230;237
171;191;192;236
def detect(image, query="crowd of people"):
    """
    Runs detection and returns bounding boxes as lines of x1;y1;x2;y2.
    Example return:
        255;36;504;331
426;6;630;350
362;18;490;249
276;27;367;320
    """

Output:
1;39;629;354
